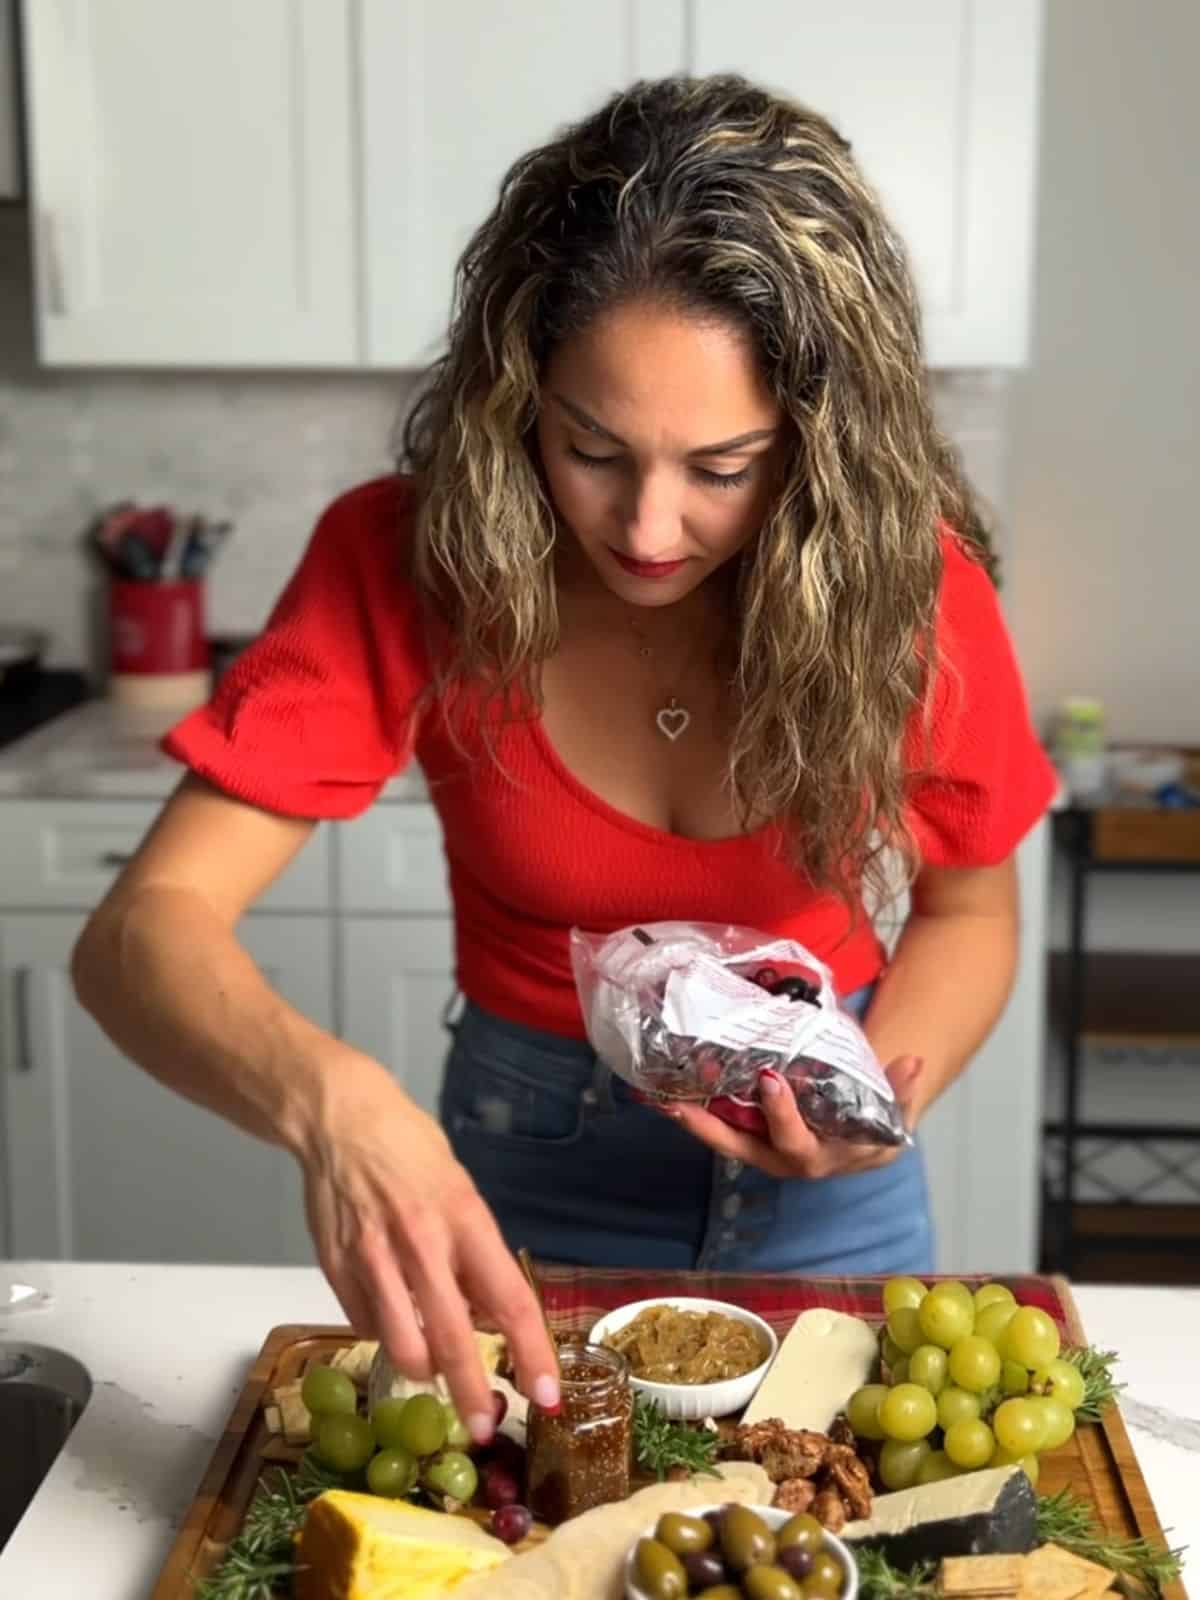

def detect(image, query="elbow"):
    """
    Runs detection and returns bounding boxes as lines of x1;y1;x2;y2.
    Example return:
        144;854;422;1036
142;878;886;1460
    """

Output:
71;901;121;1019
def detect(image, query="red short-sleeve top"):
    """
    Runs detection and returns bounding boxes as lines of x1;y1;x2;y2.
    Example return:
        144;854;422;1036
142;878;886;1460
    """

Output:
165;475;1056;1037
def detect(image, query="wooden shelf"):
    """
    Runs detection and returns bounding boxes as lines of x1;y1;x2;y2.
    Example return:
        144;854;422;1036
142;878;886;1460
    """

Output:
1049;951;1200;1046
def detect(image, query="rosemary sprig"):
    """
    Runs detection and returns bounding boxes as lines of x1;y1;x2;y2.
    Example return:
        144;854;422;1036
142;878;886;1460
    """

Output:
195;1449;354;1600
856;1547;939;1600
632;1393;721;1481
1062;1345;1125;1423
1036;1488;1185;1597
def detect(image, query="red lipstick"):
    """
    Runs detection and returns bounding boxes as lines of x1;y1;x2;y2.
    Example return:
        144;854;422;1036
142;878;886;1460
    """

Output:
610;549;689;580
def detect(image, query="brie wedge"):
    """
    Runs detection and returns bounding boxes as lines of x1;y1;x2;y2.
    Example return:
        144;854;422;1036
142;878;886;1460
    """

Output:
740;1307;878;1432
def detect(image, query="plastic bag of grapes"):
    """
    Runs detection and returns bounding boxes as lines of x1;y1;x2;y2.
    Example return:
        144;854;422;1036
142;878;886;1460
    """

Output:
570;920;908;1145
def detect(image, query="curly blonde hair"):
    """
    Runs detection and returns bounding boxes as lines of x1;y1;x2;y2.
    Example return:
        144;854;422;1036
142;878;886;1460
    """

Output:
402;74;992;908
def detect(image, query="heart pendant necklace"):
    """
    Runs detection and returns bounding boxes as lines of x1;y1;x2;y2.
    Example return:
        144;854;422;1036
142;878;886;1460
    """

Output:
629;615;703;742
656;699;691;742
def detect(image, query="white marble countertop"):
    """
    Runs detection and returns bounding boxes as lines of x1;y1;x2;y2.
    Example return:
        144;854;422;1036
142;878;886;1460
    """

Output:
0;1265;1195;1598
0;700;428;801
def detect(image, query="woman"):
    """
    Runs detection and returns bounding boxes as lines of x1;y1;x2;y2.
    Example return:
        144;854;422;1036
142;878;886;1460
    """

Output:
73;76;1055;1439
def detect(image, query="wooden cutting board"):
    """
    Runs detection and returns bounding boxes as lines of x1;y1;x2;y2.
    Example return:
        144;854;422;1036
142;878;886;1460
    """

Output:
150;1275;1187;1600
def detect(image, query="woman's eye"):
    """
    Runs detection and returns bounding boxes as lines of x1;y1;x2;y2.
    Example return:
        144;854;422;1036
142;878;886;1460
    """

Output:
567;443;751;490
567;445;619;469
696;465;752;490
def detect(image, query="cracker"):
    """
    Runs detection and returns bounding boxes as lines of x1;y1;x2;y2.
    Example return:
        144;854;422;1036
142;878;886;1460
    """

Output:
940;1554;1023;1595
1020;1543;1112;1600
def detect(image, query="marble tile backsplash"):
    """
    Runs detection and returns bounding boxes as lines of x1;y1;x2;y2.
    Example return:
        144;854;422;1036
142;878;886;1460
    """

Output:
0;207;1014;668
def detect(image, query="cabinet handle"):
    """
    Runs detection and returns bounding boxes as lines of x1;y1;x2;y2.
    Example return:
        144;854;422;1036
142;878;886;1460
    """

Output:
100;851;134;868
39;209;67;316
13;969;33;1075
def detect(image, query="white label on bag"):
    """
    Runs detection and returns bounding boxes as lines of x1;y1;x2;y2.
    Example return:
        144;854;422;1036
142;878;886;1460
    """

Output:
662;958;894;1099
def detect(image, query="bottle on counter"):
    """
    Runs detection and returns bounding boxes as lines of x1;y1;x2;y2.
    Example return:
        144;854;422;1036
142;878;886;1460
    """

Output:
1053;696;1108;800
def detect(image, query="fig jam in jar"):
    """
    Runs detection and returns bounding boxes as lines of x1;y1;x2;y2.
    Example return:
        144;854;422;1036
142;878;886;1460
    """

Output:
526;1342;632;1525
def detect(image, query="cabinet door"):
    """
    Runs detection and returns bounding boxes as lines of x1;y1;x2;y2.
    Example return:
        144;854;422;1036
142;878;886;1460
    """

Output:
339;917;454;1117
919;816;1050;1272
359;0;685;366
689;0;1042;367
0;913;329;1264
21;0;356;365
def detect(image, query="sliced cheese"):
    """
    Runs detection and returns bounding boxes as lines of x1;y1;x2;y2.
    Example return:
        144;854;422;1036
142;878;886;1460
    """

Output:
740;1307;878;1431
294;1490;510;1600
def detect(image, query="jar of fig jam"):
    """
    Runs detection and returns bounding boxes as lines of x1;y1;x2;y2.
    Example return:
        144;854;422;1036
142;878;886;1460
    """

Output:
526;1342;632;1525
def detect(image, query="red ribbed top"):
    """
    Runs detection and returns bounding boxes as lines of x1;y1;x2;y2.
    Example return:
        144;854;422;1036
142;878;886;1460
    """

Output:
165;475;1056;1037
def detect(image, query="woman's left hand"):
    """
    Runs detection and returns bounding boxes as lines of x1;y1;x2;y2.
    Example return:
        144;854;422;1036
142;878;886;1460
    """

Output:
659;1056;924;1180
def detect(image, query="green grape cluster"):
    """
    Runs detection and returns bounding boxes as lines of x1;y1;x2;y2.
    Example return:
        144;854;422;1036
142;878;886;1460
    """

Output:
300;1364;479;1504
845;1278;1086;1491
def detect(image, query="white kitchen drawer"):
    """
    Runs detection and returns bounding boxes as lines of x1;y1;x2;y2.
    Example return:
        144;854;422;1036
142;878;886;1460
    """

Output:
336;804;450;914
0;800;332;912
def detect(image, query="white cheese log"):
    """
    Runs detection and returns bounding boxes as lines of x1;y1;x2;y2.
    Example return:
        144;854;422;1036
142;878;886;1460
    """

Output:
740;1307;879;1431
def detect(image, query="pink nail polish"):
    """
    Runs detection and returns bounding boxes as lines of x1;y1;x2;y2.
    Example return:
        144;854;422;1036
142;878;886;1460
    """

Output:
758;1071;782;1098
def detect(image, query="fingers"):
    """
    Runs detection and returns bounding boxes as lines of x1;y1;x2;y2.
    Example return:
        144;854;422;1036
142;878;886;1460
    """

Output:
756;1070;824;1165
666;1100;796;1180
357;1223;435;1381
886;1054;925;1125
458;1222;562;1413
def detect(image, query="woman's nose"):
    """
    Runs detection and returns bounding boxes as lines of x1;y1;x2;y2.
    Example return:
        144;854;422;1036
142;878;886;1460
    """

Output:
623;469;683;558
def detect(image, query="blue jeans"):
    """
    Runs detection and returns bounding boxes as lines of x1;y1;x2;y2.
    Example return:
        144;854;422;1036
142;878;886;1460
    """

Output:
439;988;934;1274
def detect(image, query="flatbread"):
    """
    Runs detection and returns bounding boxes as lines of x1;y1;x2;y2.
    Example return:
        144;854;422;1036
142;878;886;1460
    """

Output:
457;1462;773;1600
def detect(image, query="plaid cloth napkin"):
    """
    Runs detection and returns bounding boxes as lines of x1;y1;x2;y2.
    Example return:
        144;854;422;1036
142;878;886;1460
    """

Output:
533;1268;1076;1343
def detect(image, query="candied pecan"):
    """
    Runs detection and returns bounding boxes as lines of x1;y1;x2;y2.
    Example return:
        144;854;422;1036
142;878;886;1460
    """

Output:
828;1415;856;1448
827;1452;872;1520
724;1419;826;1482
773;1477;817;1514
812;1486;848;1532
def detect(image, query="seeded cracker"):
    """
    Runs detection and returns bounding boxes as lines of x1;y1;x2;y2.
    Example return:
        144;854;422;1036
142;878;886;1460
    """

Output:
939;1554;1024;1596
1020;1544;1114;1600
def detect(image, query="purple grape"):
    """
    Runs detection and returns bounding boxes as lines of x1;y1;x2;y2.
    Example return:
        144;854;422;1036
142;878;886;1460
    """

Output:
778;1546;815;1581
481;1461;521;1510
683;1550;728;1588
491;1503;533;1545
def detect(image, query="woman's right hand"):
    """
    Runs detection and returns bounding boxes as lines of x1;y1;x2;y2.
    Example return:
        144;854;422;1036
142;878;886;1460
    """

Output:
297;1047;561;1444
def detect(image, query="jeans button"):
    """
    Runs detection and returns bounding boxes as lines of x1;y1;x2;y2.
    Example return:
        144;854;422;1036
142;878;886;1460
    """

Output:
581;1088;599;1107
724;1158;743;1180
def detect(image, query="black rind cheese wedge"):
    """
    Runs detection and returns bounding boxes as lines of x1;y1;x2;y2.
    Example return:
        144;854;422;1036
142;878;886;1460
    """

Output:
842;1465;1038;1567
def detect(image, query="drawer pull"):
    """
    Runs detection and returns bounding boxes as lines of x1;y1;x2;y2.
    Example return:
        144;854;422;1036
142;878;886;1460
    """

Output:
13;969;33;1074
100;851;135;869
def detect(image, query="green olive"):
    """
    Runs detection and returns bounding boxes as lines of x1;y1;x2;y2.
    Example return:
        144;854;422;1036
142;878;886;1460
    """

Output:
807;1551;846;1596
719;1505;776;1574
776;1513;824;1555
693;1588;743;1600
655;1511;714;1556
742;1563;805;1600
633;1536;688;1600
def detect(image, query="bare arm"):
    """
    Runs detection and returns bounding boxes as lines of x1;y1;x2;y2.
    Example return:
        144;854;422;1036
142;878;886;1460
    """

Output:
861;857;1019;1120
73;775;560;1433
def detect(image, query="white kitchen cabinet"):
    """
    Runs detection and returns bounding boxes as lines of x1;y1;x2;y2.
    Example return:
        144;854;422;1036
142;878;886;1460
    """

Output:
918;817;1050;1272
689;0;1043;367
20;0;356;366
0;911;326;1265
358;0;685;365
338;915;454;1117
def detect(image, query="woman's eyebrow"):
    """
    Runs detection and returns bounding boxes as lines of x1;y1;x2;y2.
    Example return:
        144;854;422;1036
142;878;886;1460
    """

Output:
552;394;778;455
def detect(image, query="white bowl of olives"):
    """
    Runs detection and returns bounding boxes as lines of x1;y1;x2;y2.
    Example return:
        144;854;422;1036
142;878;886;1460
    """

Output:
624;1503;858;1600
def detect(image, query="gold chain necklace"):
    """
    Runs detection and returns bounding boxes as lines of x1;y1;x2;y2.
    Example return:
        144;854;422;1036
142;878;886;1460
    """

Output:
627;613;711;742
